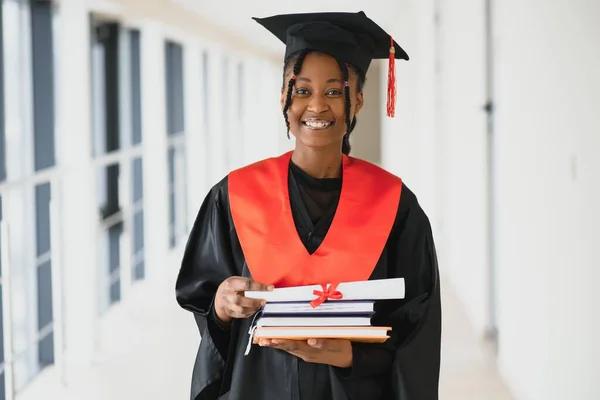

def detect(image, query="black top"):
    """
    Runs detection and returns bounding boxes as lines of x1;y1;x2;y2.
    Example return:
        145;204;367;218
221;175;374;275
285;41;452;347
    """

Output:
288;161;341;254
176;160;442;400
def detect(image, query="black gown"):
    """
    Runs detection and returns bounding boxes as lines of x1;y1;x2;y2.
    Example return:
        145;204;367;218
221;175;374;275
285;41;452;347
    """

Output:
176;160;442;400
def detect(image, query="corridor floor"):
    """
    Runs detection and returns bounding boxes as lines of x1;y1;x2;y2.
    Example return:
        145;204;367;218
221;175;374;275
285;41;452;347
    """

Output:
19;272;515;400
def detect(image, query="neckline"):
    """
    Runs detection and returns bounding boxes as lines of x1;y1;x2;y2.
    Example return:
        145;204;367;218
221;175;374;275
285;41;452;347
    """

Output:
283;152;350;257
289;160;342;192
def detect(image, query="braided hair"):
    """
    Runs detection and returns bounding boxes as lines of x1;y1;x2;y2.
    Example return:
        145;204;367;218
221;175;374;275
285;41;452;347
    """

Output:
282;51;366;155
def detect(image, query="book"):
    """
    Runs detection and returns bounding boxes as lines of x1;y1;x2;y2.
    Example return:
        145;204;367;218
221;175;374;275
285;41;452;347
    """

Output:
262;301;375;315
256;316;372;327
245;277;405;303
243;278;404;355
252;326;391;344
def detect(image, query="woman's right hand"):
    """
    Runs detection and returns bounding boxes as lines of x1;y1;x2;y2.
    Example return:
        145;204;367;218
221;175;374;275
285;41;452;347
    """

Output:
214;277;273;326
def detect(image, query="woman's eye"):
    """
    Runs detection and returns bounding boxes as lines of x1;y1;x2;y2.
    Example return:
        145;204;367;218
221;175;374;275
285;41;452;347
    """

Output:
295;88;309;95
327;89;343;96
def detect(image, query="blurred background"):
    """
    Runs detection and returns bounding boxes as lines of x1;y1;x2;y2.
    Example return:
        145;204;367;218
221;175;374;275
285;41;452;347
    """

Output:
0;0;598;399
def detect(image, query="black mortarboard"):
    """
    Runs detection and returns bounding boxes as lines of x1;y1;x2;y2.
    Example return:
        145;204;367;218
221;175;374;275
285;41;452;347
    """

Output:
252;11;409;117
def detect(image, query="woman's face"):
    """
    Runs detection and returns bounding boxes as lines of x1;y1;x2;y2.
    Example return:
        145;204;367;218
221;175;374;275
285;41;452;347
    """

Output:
281;52;364;152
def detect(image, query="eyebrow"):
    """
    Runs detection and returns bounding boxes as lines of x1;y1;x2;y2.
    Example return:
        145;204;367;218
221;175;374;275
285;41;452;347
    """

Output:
296;77;343;84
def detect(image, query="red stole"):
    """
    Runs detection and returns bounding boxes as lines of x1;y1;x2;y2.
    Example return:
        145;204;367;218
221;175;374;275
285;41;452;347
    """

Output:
228;151;402;288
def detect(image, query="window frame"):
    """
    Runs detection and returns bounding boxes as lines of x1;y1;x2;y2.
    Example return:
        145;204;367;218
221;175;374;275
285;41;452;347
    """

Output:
89;16;146;312
165;39;187;249
0;1;61;397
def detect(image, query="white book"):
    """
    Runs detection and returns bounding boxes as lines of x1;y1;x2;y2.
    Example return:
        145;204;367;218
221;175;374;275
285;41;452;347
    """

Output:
245;277;405;303
256;316;372;327
262;301;374;314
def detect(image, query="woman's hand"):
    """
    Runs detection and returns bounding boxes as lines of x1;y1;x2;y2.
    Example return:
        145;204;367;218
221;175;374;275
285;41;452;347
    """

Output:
214;277;273;326
259;338;353;368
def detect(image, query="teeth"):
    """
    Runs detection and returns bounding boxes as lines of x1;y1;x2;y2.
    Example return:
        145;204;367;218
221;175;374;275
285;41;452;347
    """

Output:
304;120;332;129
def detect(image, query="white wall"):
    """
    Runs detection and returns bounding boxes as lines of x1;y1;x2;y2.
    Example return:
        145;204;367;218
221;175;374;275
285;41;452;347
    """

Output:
380;0;600;399
434;0;491;337
379;0;439;233
493;1;600;399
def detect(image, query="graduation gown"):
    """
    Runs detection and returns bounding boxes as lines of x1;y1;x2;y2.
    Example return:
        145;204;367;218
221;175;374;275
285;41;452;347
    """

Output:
176;153;441;400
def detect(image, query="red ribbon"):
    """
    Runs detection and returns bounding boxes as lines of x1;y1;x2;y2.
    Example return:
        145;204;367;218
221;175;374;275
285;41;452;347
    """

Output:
310;283;343;308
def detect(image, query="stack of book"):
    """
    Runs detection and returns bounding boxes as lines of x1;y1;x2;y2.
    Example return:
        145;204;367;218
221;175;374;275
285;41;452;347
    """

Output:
243;278;405;354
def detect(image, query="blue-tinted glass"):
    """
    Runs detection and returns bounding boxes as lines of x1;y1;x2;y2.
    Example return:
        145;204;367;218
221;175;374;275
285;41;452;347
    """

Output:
0;195;3;278
173;44;184;134
202;51;209;129
104;23;120;153
107;222;122;302
169;191;176;233
0;197;4;366
31;2;56;171
0;284;4;365
132;157;143;203
98;164;120;219
168;148;175;185
130;30;142;145
0;197;4;400
35;183;51;256
134;210;144;253
165;42;184;135
37;259;53;330
38;331;54;368
165;43;172;134
0;370;5;400
91;22;120;156
108;223;122;274
0;4;5;182
110;281;121;304
134;260;144;281
170;231;176;249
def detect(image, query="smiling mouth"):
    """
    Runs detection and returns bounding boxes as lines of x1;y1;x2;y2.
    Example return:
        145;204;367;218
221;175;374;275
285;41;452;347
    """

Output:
302;119;335;130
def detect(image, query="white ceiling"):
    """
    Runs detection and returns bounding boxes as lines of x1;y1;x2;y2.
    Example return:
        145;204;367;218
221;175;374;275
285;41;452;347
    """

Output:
175;1;402;57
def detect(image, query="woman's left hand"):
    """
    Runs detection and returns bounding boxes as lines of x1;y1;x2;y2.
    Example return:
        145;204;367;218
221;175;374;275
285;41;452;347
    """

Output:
259;338;353;368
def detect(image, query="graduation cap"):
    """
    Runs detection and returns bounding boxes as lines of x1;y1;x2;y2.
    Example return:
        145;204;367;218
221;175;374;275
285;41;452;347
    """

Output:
253;11;409;118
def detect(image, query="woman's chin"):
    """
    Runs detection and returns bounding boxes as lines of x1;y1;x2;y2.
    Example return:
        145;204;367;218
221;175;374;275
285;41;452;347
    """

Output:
293;131;344;150
296;138;343;151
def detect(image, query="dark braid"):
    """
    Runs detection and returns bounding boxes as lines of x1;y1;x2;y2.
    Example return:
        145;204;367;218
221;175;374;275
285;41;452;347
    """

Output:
282;51;365;153
282;50;309;138
336;58;354;155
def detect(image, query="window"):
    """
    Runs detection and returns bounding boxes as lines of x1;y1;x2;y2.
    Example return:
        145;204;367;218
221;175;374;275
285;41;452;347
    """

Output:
0;5;4;394
129;30;145;281
166;42;184;136
234;61;245;168
237;62;244;120
131;156;144;280
165;41;187;248
202;51;209;132
91;19;123;310
201;50;211;184
0;1;5;183
222;56;230;171
0;0;57;396
34;183;53;368
0;197;6;400
31;0;55;172
91;18;145;309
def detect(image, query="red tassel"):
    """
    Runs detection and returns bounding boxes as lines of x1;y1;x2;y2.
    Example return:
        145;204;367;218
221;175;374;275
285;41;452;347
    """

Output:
386;36;396;118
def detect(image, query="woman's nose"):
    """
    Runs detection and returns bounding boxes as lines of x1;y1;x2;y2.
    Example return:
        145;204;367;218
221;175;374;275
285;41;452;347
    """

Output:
307;94;329;114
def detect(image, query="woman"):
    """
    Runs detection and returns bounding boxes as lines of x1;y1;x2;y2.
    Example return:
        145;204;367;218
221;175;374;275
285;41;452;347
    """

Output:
176;11;441;400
